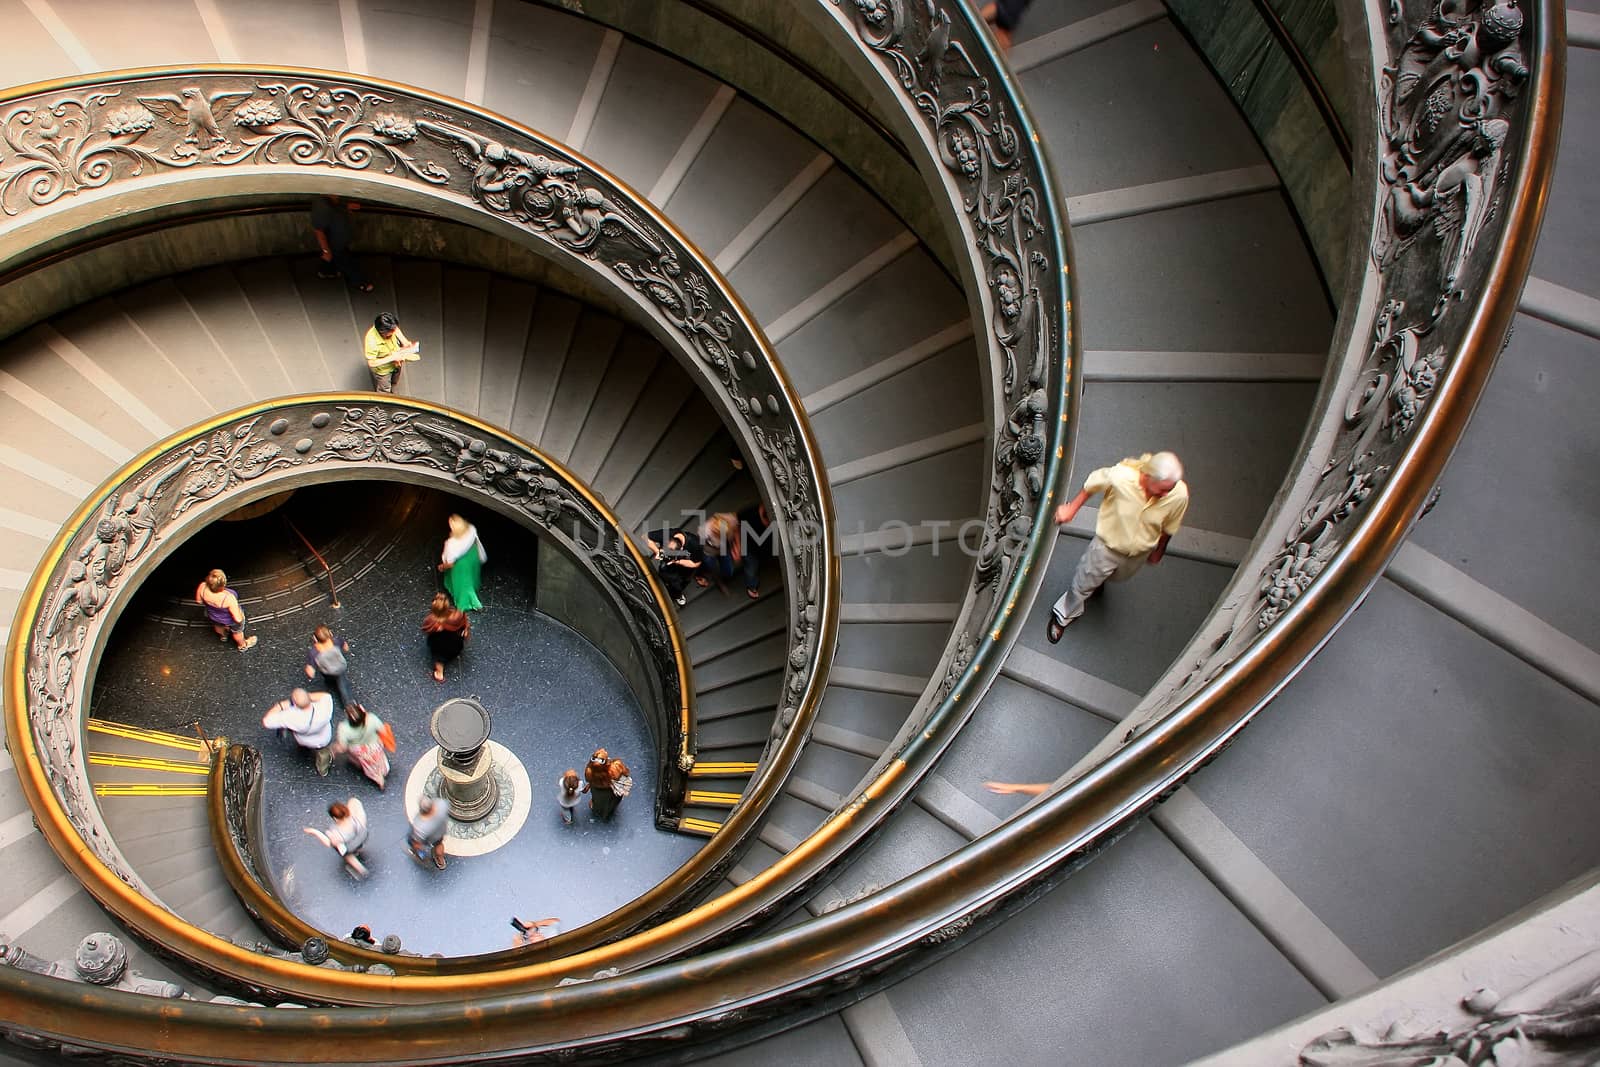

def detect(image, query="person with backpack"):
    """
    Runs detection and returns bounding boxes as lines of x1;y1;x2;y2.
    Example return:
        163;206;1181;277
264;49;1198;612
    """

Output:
304;625;354;710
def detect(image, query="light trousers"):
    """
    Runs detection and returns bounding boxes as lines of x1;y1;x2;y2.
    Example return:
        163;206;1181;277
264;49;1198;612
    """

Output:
1050;535;1147;624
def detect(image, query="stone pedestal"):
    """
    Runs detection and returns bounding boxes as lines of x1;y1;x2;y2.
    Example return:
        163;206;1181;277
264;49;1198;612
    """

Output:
429;697;497;822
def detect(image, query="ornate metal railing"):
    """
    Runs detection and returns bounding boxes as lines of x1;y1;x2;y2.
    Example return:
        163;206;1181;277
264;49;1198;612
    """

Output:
0;0;1561;1061
0;64;841;967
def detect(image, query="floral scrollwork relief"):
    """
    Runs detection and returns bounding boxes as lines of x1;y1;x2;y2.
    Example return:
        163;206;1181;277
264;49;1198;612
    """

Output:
0;82;449;216
1377;1;1527;307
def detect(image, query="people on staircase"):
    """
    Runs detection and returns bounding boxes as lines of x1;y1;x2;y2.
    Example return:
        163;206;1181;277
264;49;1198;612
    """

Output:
305;625;355;709
262;687;336;776
420;592;472;682
646;524;703;606
695;512;740;589
1045;451;1189;643
737;503;775;600
195;568;257;651
438;514;487;611
333;702;390;791
310;195;375;293
363;312;419;393
304;797;370;879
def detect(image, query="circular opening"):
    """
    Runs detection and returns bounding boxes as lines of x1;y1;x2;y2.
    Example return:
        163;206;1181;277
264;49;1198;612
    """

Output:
89;481;701;958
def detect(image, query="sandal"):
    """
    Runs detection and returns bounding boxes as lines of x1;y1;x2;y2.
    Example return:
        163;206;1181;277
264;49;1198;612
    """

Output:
433;665;445;682
434;854;447;870
239;635;259;651
694;575;711;588
1046;618;1066;644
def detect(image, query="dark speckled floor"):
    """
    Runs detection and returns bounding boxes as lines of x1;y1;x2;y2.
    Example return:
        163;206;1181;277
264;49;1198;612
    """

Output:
93;483;703;957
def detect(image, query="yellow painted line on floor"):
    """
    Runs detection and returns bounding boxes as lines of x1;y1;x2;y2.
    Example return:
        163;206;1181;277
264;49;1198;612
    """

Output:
688;762;757;777
92;783;208;798
88;752;211;775
678;817;723;836
685;790;742;808
86;718;207;755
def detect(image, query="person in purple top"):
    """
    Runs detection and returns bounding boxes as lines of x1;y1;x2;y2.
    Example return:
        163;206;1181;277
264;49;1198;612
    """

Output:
194;569;256;651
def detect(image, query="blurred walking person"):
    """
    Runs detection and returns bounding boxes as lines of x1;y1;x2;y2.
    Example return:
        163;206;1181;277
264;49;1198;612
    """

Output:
310;195;374;292
438;513;487;611
304;798;370;879
421;592;471;682
304;625;354;709
262;688;335;776
407;795;451;870
333;703;390;790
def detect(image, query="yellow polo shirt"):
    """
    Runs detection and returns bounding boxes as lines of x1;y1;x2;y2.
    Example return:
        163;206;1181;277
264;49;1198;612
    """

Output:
363;326;411;377
1085;458;1188;556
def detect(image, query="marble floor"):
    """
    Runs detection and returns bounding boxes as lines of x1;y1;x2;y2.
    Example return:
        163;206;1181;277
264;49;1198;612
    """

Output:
92;483;703;957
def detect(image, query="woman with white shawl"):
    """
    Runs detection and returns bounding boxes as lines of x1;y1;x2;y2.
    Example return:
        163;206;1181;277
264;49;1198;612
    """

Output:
438;513;488;611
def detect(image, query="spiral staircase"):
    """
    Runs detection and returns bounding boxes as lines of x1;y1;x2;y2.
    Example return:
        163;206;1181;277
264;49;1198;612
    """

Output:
0;0;1594;1064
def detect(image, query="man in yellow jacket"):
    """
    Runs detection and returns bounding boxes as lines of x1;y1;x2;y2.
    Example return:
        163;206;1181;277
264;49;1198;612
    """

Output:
1047;451;1188;642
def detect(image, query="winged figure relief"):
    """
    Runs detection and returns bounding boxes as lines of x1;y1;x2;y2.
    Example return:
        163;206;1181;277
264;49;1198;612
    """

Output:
135;87;253;148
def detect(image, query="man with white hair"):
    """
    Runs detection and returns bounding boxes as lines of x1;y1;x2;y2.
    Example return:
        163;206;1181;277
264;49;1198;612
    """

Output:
1046;451;1189;642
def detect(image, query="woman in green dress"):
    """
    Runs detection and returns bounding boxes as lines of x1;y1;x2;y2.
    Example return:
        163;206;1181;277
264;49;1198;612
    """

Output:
438;513;487;611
